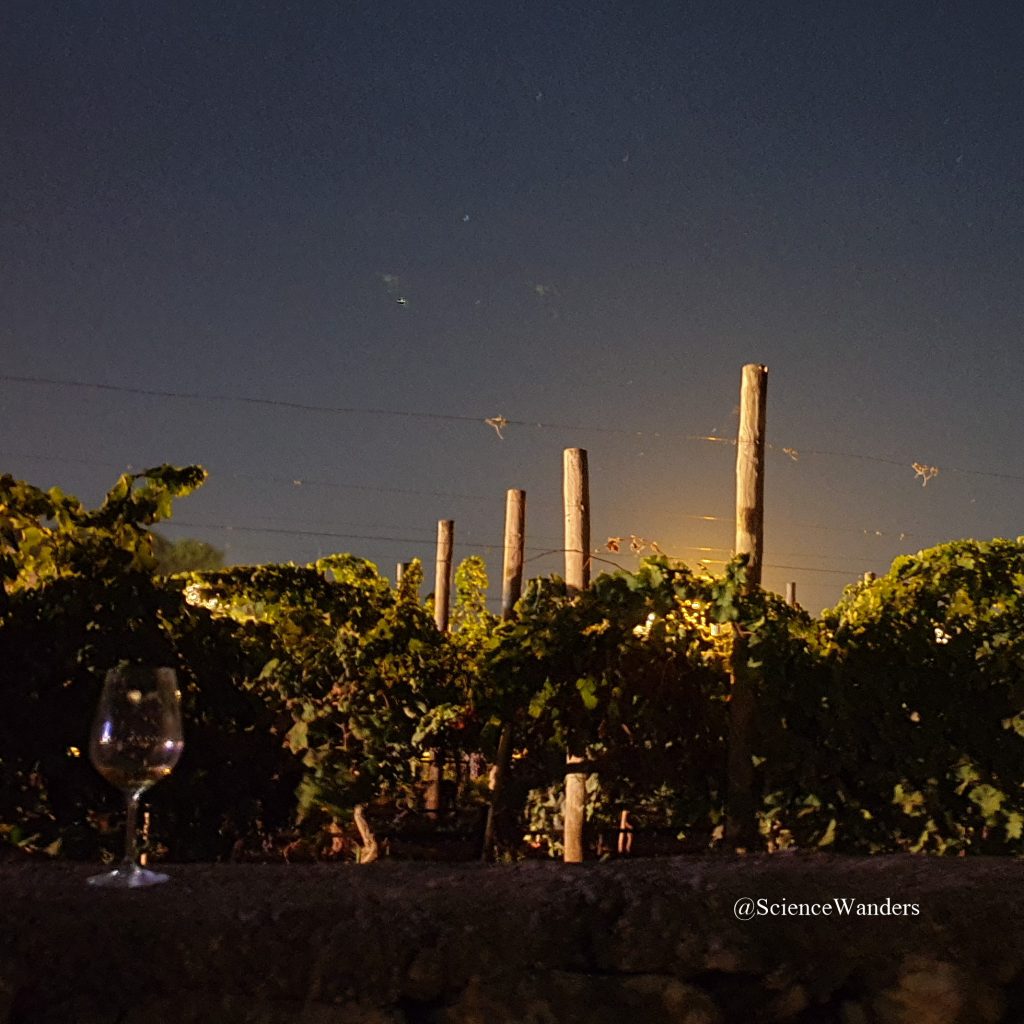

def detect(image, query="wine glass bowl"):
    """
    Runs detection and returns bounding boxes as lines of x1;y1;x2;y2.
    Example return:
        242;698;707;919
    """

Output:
87;665;183;888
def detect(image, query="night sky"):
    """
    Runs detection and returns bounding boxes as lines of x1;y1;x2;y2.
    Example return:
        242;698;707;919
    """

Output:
2;1;1022;612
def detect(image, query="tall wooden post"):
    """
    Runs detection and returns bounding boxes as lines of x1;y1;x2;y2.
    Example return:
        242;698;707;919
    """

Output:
426;519;454;817
735;364;768;585
563;448;590;863
501;490;526;617
434;520;454;632
727;363;767;848
481;489;526;860
563;449;591;593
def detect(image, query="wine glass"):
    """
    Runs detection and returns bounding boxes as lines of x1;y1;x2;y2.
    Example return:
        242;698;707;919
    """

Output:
87;664;184;888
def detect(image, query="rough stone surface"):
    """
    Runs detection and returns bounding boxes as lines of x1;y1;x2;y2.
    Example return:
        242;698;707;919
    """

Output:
1;853;1024;1022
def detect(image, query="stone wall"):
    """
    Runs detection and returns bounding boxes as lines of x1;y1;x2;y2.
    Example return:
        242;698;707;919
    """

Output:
1;854;1022;1023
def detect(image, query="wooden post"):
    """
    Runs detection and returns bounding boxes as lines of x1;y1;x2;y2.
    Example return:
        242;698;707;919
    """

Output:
563;448;590;864
727;363;768;849
785;581;797;607
563;449;591;593
481;488;526;860
426;520;454;817
395;561;409;586
735;364;768;585
434;520;454;632
501;490;526;617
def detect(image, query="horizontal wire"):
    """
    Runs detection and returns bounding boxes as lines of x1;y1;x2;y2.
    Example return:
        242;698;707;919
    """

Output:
0;379;965;592
165;521;871;578
789;444;1024;484
0;373;729;444
1;447;925;545
6;373;1024;484
778;445;908;470
168;520;503;551
685;558;870;576
0;374;483;426
172;509;566;549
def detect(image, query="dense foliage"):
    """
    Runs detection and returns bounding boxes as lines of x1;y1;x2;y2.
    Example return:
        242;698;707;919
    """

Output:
795;539;1024;852
182;557;478;822
0;467;291;860
3;466;1024;861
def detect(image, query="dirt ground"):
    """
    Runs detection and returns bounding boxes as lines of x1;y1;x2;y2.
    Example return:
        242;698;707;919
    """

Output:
1;852;1022;1023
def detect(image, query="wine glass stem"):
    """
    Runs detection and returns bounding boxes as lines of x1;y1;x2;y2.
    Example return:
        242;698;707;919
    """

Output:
122;790;142;870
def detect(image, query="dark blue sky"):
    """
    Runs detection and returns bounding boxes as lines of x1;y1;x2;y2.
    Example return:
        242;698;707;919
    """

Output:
2;1;1022;610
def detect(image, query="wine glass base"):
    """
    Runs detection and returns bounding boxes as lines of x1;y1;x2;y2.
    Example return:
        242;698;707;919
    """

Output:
87;865;171;889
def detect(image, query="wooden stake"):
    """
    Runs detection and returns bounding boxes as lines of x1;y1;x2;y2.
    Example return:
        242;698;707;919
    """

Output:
434;520;454;633
563;449;589;864
728;363;768;849
482;490;526;861
735;364;768;586
501;489;526;617
563;449;591;593
785;581;797;607
426;519;454;817
482;718;513;861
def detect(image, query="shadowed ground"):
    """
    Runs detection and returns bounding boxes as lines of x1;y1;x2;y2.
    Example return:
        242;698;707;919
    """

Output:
0;854;1020;1023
